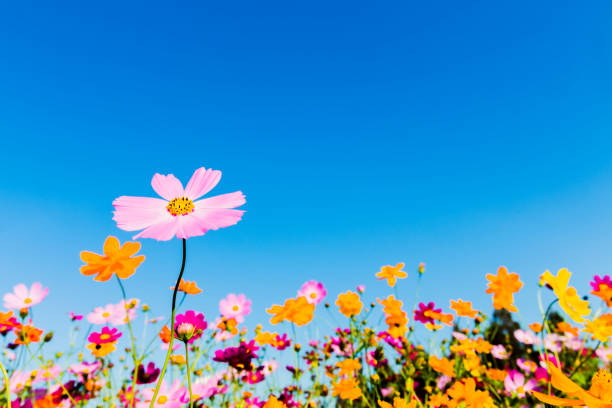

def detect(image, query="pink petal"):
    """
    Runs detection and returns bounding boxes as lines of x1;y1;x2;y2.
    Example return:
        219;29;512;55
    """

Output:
113;196;170;231
14;284;28;299
133;217;179;241
3;293;20;309
184;167;222;200
151;173;185;201
190;208;245;231
196;191;245;209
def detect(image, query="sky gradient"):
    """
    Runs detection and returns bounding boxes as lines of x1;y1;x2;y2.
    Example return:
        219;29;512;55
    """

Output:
1;1;612;348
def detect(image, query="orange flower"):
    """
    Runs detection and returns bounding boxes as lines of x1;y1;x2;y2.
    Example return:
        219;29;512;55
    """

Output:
485;266;523;313
378;397;416;408
424;310;454;326
80;236;145;282
337;359;361;376
0;310;18;329
158;325;171;343
450;337;492;357
429;355;455;378
486;368;507;382
331;377;362;400
583;314;612;342
446;378;495;408
532;363;612;407
336;291;363;318
556;321;579;337
541;268;591;324
171;279;202;295
87;342;116;358
266;296;315;326
375;263;407;287
255;331;277;346
14;324;43;345
450;299;478;318
216;317;239;335
263;396;287;408
529;323;543;333
377;295;409;338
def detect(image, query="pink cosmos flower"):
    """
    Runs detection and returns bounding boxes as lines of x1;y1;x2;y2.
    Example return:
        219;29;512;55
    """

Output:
596;346;612;363
513;329;540;345
109;299;139;326
113;167;246;241
87;304;119;325
174;310;207;343
262;360;279;376
297;281;327;305
9;370;29;392
191;372;228;400
504;370;536;398
219;293;251;323
516;358;537;373
70;361;102;377
491;344;510;360
138;380;188;408
3;283;48;309
88;326;122;344
437;375;452;390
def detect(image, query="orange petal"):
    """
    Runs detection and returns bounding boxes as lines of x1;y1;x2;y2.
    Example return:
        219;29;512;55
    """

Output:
80;251;104;264
103;236;120;257
119;241;141;257
80;265;105;276
530;391;584;406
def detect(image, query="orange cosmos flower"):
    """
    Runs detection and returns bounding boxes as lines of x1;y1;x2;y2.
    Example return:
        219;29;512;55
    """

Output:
485;266;523;313
377;295;409;338
331;377;362;400
87;341;116;358
583;314;612;342
424;310;454;326
171;279;202;295
447;378;496;408
14;324;43;345
529;323;543;333
556;321;579;336
531;363;612;407
158;325;171;343
429;355;455;378
337;358;361;376
541;268;591;324
378;397;417;408
450;299;478;318
80;236;145;282
263;396;287;408
375;262;407;287
266;296;315;326
255;331;277;346
336;291;363;318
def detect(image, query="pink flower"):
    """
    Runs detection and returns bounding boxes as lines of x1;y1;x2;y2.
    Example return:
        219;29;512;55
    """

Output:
516;358;537;373
174;310;207;343
297;281;327;305
513;329;540;345
70;361;101;377
356;285;366;294
88;326;122;344
3;283;48;309
504;370;536;398
138;380;188;408
491;344;510;360
596;346;612;363
109;299;139;326
219;294;251;323
437;375;452;390
191;372;227;400
414;302;440;324
113;167;246;241
87;304;119;325
9;370;29;392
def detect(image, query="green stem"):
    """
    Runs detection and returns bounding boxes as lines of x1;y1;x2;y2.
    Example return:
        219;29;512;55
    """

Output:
148;239;187;408
115;275;139;408
184;342;193;408
0;358;11;408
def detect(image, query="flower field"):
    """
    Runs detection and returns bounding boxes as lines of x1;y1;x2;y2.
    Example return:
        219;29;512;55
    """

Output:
1;167;611;408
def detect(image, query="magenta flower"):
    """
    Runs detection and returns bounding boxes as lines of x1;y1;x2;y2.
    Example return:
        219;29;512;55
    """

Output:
273;333;291;351
88;326;122;344
413;302;440;324
137;362;160;384
297;281;327;305
69;312;83;321
590;274;612;291
174;310;207;343
219;293;251;323
113;167;246;241
3;283;48;309
213;340;259;371
504;370;536;398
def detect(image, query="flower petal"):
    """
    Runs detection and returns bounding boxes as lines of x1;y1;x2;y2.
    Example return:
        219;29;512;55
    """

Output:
119;241;141;258
184;167;222;201
81;251;104;264
196;191;245;209
190;208;245;231
133;217;179;241
113;196;169;231
104;236;120;257
151;173;185;200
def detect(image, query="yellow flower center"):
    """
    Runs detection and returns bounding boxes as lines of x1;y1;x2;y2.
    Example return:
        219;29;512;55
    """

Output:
102;312;110;317
100;334;110;340
590;369;612;402
309;292;317;299
166;197;194;216
24;298;32;304
157;396;168;404
232;305;240;312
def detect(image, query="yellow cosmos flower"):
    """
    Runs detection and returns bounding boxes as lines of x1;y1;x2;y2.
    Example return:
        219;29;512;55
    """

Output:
336;291;363;318
337;358;361;376
376;263;407;287
583;313;612;342
541;268;591;324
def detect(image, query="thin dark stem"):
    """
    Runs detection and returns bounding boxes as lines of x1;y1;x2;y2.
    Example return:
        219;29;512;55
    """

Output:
148;239;187;408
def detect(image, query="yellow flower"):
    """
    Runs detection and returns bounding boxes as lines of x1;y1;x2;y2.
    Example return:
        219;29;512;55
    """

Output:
541;268;591;324
485;266;523;313
331;377;362;400
375;263;407;287
378;397;416;408
337;359;361;376
336;291;363;318
450;299;478;318
266;296;315;326
446;378;495;408
255;331;278;346
428;355;455;378
583;313;612;342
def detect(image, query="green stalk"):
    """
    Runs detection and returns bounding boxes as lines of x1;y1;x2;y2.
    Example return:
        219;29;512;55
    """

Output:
0;358;11;408
148;239;187;408
184;342;194;408
116;275;140;408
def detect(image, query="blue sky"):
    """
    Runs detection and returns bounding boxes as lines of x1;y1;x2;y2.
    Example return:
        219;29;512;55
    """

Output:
1;1;612;350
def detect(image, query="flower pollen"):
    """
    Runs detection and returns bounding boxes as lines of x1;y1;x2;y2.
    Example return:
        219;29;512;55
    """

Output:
166;197;194;216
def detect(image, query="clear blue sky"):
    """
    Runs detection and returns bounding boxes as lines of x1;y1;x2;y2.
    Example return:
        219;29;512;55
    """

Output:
1;1;612;348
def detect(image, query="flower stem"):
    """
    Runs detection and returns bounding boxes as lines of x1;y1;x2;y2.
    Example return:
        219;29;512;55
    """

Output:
184;342;194;408
115;275;140;408
0;358;11;408
148;239;187;408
